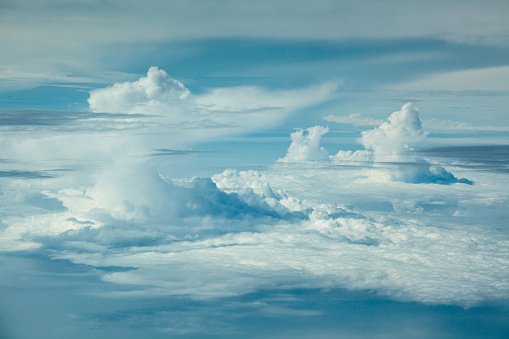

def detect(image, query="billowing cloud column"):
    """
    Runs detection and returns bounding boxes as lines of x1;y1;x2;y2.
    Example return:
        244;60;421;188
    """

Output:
278;126;330;162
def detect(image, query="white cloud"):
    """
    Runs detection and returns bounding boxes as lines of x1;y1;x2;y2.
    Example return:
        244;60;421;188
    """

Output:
1;73;507;332
1;144;507;310
285;104;472;184
88;66;191;115
361;103;426;157
278;126;330;163
360;104;472;184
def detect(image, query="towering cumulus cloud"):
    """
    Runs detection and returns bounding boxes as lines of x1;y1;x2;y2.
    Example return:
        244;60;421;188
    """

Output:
278;126;330;162
281;103;471;184
361;103;425;158
360;103;472;184
89;66;190;115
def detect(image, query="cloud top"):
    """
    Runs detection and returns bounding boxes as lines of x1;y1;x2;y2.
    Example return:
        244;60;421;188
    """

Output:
88;66;190;115
361;103;426;158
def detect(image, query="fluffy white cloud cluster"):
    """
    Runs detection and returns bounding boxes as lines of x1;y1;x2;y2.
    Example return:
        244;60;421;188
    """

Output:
361;103;426;158
358;104;472;184
1;134;507;313
88;67;191;115
280;103;472;185
277;125;373;165
278;126;330;163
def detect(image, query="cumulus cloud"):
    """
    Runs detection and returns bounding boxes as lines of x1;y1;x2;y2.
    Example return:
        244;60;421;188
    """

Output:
88;66;191;115
278;126;330;163
280;104;472;184
1;135;507;314
360;103;426;157
359;103;472;184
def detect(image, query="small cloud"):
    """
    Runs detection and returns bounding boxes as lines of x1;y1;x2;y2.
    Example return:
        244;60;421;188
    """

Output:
361;103;426;156
88;66;190;116
278;126;330;163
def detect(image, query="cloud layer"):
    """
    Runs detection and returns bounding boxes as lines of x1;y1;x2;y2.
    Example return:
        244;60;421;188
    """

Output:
1;70;507;339
2;163;505;308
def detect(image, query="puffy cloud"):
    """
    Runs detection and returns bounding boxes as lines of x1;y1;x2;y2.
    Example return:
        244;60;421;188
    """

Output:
278;126;330;163
279;104;471;185
321;103;472;184
359;104;473;184
1;70;506;338
361;103;426;157
88;66;191;115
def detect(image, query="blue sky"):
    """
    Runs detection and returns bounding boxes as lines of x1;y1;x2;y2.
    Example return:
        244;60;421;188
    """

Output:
1;1;509;338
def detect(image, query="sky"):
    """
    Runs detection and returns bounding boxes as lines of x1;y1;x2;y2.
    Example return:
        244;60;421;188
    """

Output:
0;1;509;338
